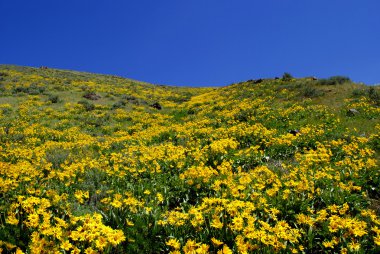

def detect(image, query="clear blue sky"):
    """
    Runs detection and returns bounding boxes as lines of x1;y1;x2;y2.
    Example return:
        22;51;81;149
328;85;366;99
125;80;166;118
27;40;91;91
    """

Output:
1;0;379;86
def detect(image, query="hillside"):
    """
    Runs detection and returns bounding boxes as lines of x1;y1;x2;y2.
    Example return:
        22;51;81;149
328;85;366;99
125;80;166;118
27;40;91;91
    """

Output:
0;65;379;253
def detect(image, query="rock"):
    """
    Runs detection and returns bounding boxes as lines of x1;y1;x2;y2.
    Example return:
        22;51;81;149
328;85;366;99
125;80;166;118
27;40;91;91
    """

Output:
347;108;360;116
254;79;263;84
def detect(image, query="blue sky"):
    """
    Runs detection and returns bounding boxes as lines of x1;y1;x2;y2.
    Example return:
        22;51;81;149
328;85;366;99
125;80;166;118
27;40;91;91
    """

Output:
1;0;379;86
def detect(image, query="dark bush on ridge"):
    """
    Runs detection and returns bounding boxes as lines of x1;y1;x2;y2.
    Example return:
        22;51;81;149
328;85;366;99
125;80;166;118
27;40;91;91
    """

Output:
318;76;351;85
282;72;293;82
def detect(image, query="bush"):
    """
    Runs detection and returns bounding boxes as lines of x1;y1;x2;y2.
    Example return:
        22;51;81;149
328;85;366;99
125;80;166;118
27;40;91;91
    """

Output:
47;94;60;103
0;83;6;93
13;83;46;95
368;87;380;106
318;76;351;85
0;72;8;81
45;148;70;170
78;100;95;111
83;91;101;100
282;72;293;82
301;87;324;98
351;87;380;106
111;100;126;109
121;94;143;105
351;89;367;97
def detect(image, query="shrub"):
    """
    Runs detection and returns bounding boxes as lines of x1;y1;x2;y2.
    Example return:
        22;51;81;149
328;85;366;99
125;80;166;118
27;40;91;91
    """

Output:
83;91;101;100
282;72;293;81
121;94;143;105
78;99;95;111
112;100;126;109
0;72;8;82
318;76;351;85
351;89;367;97
301;86;324;98
0;83;6;93
368;87;380;106
352;87;380;106
12;83;46;95
47;94;60;103
45;148;70;170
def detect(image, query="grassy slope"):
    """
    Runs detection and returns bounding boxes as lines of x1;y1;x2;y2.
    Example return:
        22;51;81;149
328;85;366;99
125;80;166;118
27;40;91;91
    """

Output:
0;65;379;253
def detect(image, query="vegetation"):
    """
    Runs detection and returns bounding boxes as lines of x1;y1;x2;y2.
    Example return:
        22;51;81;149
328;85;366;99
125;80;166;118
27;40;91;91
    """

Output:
318;76;351;86
282;72;293;82
0;65;379;253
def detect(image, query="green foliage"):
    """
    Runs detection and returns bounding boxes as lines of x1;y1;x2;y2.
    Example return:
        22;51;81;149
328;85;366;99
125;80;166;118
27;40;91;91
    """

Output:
368;87;380;106
78;99;95;111
301;86;325;98
351;88;367;97
47;94;60;103
351;87;380;106
13;83;46;95
45;148;70;170
282;72;293;81
318;76;351;85
111;100;126;109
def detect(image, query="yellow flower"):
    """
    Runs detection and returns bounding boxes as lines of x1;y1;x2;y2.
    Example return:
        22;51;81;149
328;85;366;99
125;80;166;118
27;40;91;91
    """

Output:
95;236;108;250
210;215;223;229
15;248;25;254
71;247;81;254
183;239;198;253
339;203;349;215
217;245;233;254
296;214;314;227
230;216;244;231
60;240;72;251
156;193;164;203
196;244;209;254
84;247;97;254
348;241;360;251
211;237;224;246
126;219;134;226
110;199;123;208
323;239;337;248
6;215;18;225
374;235;380;246
166;238;181;250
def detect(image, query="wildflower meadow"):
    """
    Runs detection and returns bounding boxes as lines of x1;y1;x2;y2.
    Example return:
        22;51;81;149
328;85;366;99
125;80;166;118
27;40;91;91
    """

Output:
0;65;379;253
